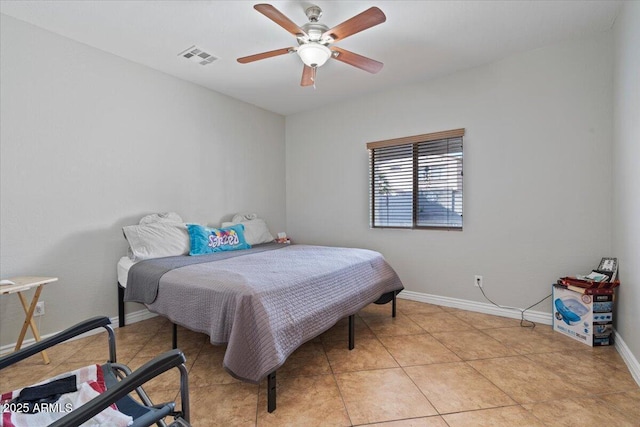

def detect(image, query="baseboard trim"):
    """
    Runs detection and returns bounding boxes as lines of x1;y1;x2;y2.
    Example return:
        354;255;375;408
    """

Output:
0;308;157;356
398;290;640;387
614;330;640;386
119;308;158;326
398;290;553;325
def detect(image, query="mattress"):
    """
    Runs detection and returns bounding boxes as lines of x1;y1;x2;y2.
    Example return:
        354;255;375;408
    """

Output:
116;256;136;288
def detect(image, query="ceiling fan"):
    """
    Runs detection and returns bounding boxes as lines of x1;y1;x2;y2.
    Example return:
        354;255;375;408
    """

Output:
237;3;386;87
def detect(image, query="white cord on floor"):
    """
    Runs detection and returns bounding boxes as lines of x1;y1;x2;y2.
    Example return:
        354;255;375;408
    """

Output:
478;285;552;328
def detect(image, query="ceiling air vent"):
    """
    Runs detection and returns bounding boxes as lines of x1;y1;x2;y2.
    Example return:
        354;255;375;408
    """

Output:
178;45;217;66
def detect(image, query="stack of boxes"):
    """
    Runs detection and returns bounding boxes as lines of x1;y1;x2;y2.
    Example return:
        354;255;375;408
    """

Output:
552;284;615;346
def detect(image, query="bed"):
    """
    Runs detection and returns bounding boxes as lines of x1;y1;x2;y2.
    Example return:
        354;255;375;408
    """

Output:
118;238;403;412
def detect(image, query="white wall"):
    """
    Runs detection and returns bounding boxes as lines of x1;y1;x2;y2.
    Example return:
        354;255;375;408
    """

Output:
286;34;613;313
612;1;640;362
0;15;285;346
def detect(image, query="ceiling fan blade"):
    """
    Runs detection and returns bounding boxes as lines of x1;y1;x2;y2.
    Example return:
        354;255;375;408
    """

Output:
237;47;292;64
331;47;383;74
254;4;308;37
322;7;386;42
301;65;314;86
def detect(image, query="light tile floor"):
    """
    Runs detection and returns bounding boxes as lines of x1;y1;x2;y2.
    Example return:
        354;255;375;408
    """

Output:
2;299;639;426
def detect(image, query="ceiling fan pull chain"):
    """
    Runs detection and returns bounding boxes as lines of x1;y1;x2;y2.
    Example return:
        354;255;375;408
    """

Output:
312;66;317;89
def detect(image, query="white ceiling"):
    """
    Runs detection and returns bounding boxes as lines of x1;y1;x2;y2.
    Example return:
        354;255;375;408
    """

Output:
1;1;621;116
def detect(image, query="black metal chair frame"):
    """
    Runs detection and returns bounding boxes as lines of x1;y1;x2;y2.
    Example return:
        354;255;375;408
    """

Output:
0;316;190;427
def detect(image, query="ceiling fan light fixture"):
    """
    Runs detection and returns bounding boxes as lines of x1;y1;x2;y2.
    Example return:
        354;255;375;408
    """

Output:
238;4;386;86
297;43;331;68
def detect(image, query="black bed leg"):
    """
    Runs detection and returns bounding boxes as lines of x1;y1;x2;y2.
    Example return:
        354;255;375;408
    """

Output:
392;292;397;318
267;371;276;413
172;323;178;350
118;284;125;328
348;314;355;350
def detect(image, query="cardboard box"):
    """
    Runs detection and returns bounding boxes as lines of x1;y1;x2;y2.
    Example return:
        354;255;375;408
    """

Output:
552;285;614;346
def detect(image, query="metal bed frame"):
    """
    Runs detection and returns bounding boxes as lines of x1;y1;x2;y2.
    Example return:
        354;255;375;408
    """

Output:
118;284;398;413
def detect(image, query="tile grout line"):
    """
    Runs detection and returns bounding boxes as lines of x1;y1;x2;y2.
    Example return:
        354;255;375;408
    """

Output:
374;324;443;416
323;318;355;427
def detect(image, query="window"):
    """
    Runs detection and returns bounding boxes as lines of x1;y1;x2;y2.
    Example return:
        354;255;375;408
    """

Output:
367;128;464;230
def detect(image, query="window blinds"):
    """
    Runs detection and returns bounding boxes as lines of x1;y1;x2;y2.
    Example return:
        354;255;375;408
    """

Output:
368;129;464;230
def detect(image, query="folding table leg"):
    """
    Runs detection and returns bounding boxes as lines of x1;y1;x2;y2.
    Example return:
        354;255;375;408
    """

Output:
15;286;49;364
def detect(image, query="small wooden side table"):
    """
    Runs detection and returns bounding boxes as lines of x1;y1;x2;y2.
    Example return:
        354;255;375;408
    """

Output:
0;276;58;364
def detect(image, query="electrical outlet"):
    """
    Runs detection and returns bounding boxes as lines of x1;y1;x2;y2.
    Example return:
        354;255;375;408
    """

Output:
474;275;483;288
34;301;45;317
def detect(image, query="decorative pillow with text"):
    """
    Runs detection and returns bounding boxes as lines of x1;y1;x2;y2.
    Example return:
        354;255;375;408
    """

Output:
186;223;251;256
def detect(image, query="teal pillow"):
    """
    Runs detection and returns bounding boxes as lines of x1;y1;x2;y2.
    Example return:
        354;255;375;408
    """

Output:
186;223;251;256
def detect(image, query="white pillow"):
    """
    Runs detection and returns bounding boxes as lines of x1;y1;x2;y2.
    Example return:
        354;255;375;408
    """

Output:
231;213;258;223
123;222;190;261
139;212;183;225
221;219;274;246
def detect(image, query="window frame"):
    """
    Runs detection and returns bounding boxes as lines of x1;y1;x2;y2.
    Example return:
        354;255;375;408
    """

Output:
367;128;465;231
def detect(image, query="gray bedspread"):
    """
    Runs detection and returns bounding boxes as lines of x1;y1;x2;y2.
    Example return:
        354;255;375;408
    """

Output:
129;244;404;383
124;243;287;304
